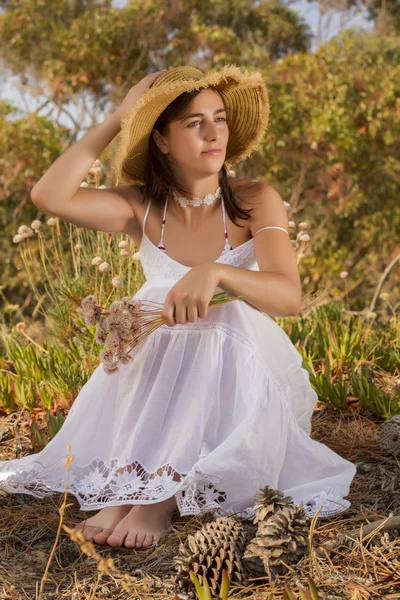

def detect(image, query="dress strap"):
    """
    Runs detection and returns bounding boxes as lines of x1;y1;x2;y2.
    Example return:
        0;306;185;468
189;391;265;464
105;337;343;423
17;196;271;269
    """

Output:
157;196;168;252
221;196;233;250
142;197;152;237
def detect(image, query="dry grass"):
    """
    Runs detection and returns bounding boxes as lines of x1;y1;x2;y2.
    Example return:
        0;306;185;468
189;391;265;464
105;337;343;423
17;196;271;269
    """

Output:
0;403;399;600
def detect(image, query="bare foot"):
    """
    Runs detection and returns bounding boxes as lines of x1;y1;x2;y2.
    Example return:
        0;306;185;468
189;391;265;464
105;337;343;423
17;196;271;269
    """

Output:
106;495;177;549
74;505;133;545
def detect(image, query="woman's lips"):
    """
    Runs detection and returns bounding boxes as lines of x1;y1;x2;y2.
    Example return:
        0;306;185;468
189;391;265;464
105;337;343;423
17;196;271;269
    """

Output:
202;149;222;155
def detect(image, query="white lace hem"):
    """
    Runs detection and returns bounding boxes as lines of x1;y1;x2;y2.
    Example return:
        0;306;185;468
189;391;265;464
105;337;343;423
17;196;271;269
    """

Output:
0;457;350;519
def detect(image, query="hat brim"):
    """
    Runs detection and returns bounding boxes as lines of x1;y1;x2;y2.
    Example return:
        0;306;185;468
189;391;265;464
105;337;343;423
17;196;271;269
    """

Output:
113;64;270;185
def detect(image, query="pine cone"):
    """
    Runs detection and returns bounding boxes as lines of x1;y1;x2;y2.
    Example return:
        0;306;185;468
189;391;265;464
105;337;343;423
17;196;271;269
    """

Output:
379;414;400;456
173;517;247;597
253;485;295;525
243;505;310;575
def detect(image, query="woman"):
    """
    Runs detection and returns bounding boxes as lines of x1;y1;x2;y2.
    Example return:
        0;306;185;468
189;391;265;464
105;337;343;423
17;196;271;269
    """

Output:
0;65;357;550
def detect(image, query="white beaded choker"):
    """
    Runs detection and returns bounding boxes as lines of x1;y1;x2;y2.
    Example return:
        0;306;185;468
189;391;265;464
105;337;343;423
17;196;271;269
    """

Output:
172;186;221;207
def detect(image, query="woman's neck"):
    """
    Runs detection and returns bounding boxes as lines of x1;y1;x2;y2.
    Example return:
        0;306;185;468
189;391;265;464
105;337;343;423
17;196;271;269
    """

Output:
168;189;222;228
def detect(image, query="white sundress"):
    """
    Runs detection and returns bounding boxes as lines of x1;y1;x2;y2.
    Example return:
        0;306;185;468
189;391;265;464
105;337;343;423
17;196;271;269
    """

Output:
0;193;357;520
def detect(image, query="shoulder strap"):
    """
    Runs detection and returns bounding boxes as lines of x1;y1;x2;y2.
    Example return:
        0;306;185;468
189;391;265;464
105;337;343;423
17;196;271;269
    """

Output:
142;197;152;237
221;195;233;249
158;196;168;250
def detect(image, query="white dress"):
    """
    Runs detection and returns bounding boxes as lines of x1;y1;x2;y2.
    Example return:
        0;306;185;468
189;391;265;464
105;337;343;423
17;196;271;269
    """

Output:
0;194;357;520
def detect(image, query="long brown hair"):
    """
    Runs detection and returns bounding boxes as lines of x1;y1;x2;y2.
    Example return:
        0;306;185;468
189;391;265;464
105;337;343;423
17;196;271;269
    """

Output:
139;88;261;227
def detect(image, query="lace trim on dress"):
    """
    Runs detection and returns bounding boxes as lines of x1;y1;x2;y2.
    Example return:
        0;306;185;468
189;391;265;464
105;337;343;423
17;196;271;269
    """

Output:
0;456;350;519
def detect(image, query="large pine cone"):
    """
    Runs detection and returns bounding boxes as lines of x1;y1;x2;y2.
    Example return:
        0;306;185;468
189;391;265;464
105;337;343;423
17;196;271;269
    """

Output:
173;516;247;597
379;414;400;456
243;504;310;575
253;486;295;525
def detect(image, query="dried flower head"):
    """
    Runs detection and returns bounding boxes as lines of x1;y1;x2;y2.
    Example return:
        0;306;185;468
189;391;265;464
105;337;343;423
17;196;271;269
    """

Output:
15;322;25;333
47;218;57;226
81;295;97;310
112;276;124;288
17;225;34;238
340;271;349;279
83;307;102;326
74;244;84;251
133;252;141;261
89;167;102;177
120;249;132;257
298;222;309;231
13;234;25;243
289;221;295;229
80;182;89;187
109;300;124;313
88;160;103;175
94;324;108;344
283;201;291;211
118;241;129;249
98;261;111;272
91;256;104;266
105;329;123;351
31;220;45;233
298;233;310;242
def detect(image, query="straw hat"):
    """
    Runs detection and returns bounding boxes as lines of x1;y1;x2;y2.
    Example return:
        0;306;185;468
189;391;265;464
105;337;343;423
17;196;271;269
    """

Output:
113;64;270;185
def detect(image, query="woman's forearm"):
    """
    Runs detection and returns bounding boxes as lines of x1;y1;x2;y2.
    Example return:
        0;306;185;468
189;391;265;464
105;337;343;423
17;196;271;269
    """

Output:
214;263;301;317
31;112;122;207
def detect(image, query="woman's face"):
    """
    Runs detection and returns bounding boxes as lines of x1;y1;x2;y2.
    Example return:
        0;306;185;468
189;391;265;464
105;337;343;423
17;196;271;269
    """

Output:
153;88;229;176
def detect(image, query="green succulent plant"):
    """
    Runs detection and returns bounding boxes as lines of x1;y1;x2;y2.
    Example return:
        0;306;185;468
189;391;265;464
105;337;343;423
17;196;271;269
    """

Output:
283;577;322;600
173;569;230;600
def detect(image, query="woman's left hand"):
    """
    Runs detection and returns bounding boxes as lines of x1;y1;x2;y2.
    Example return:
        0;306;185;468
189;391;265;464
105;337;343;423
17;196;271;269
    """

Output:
161;263;221;326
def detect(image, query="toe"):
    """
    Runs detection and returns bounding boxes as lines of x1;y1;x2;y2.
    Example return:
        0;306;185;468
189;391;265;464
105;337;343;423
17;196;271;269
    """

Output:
142;534;154;548
133;532;146;548
83;526;104;542
124;532;138;548
93;528;114;545
107;532;126;547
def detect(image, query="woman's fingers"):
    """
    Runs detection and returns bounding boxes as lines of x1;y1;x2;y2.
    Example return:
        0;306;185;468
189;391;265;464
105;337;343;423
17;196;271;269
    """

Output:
162;296;204;326
161;301;176;327
174;301;187;325
186;300;199;323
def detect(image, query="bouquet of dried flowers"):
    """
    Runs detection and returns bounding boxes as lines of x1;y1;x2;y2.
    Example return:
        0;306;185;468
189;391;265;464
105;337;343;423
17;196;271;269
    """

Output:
81;291;243;375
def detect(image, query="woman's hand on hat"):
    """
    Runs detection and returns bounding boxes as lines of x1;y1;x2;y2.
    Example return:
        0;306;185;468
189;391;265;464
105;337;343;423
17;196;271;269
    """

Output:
114;70;167;124
161;263;221;327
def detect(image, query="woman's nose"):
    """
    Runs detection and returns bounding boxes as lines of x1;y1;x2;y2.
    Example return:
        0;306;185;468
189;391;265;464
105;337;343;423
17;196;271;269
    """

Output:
204;122;221;139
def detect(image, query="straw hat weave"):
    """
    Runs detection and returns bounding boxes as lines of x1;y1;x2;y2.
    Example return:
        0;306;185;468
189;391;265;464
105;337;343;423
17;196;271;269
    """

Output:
113;64;270;185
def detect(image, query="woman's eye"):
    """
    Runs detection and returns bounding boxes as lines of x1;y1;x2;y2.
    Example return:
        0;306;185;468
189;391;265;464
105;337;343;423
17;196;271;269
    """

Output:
188;118;226;127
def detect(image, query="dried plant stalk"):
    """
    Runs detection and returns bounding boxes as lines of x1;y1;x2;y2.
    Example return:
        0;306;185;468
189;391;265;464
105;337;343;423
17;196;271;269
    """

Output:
81;291;243;375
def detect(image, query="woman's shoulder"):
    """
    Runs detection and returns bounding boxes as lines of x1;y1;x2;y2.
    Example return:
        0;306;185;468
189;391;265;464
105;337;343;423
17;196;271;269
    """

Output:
231;178;275;205
232;177;273;192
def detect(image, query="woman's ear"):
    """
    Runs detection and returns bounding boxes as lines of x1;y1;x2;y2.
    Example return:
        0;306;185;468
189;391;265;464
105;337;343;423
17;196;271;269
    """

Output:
152;129;169;155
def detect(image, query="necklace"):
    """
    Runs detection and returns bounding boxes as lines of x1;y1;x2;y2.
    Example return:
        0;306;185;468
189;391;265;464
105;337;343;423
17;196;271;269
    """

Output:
172;186;221;207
